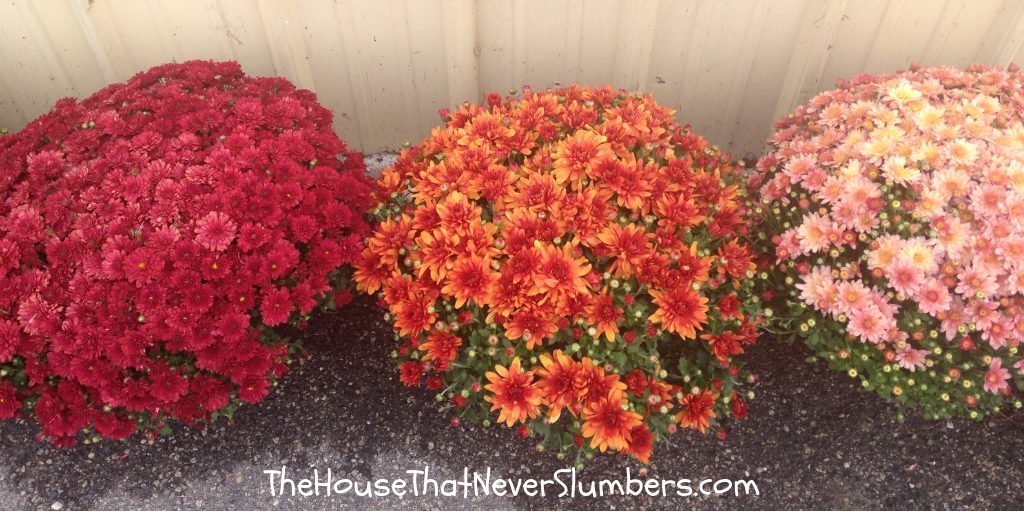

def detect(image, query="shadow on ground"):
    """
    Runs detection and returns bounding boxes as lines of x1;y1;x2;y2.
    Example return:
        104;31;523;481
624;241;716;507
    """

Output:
2;296;1022;509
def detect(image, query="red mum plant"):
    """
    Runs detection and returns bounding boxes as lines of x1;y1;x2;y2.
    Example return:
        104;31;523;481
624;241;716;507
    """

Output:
0;60;374;445
355;86;763;464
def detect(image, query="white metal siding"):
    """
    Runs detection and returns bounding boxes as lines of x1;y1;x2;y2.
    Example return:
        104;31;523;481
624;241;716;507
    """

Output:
3;0;1024;157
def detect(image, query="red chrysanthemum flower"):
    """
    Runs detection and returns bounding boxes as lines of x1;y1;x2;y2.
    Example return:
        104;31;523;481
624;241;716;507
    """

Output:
717;294;743;321
399;361;425;387
123;249;164;286
0;60;374;445
625;423;655;463
90;411;136;440
731;394;748;420
0;382;21;419
148;364;189;403
624;369;648;396
701;331;745;362
195;211;238;252
238;376;270;404
0;319;21;363
426;376;445;390
192;374;232;412
260;287;293;327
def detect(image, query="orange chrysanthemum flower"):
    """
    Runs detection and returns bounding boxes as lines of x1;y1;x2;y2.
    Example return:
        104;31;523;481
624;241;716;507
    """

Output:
382;273;415;309
391;293;437;338
592;115;628;147
414;160;481;203
700;331;745;363
564;187;614;245
581;388;643;452
552;130;611;185
414;227;460;283
607;158;655;211
553;288;593;320
586;293;622;342
582;85;620;106
378;167;405;198
488;272;531;318
647;379;674;409
504;305;558;349
459;110;516;147
514;92;565;128
422;126;460;156
673;242;712;287
364;85;760;461
649;285;709;339
580;358;627;403
716;240;756;279
497;121;539;156
503;245;542;282
365;215;413;266
441;255;496;308
459;219;500;261
503;208;563;254
534;350;586;422
484;357;542;427
634;252;670;286
419;331;463;366
560;100;600;130
655;194;706;231
596;223;652;277
676;389;718;433
531;243;592;299
435;191;480;234
511;172;566;213
352;248;394;294
411;199;442;232
475;163;519;205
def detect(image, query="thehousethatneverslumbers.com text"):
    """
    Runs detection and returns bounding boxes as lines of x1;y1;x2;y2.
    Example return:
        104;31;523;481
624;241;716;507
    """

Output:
263;466;759;499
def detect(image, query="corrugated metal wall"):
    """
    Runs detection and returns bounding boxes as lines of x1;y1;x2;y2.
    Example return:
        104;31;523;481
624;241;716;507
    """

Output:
3;0;1024;157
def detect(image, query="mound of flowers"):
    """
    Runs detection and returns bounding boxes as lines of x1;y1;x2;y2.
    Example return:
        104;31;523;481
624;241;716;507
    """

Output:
355;85;763;462
753;64;1024;419
0;60;374;445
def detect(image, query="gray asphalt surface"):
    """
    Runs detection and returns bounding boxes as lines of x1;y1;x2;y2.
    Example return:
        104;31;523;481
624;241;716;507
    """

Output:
2;295;1023;510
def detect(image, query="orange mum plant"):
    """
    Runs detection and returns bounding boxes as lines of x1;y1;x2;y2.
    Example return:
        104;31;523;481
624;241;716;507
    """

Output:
354;86;763;464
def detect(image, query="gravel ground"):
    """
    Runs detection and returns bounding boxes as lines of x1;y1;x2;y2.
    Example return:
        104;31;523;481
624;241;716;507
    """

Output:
364;153;397;177
1;295;1023;510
